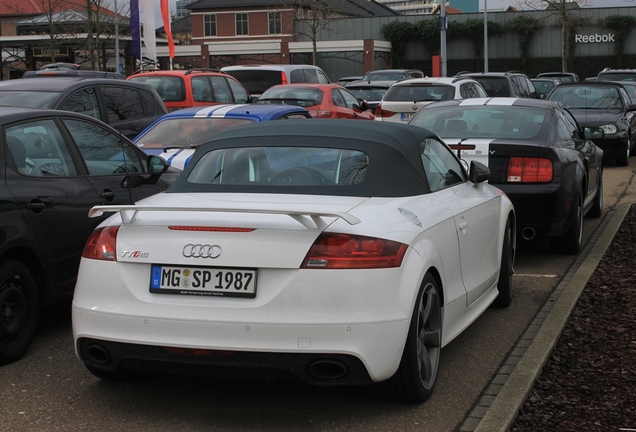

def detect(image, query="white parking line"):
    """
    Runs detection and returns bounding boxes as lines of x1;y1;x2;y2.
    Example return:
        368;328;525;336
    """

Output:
513;274;559;278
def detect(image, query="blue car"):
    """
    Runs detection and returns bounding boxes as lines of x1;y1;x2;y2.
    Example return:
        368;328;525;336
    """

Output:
133;104;312;170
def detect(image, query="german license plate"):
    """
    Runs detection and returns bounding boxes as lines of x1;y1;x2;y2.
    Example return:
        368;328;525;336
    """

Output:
401;112;415;121
150;265;257;298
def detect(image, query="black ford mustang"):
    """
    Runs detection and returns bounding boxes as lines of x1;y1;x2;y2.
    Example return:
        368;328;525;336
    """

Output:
409;97;604;254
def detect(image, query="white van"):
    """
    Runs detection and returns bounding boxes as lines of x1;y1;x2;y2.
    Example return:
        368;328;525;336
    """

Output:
221;64;330;101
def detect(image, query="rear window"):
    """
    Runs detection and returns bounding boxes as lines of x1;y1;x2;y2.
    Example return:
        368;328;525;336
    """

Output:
186;147;368;187
471;77;511;97
129;76;185;102
597;72;636;82
384;84;455;102
411;106;546;140
223;70;283;95
257;87;322;107
347;86;389;101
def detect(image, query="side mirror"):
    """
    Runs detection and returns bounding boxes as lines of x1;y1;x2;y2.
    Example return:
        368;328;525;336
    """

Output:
148;155;169;174
360;100;369;111
469;160;490;186
583;126;604;140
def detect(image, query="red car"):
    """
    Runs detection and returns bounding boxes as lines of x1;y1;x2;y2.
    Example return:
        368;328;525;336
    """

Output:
256;83;375;120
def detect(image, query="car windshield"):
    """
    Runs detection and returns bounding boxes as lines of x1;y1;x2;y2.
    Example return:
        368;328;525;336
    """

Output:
384;85;455;102
256;87;322;107
549;86;623;110
410;106;546;140
135;118;255;149
0;90;60;108
347;87;389;101
186;147;368;186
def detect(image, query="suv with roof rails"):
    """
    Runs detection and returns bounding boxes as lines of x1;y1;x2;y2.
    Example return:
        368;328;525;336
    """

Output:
597;68;636;82
456;71;539;99
0;77;167;139
221;64;330;102
128;68;251;111
23;62;125;79
374;76;488;123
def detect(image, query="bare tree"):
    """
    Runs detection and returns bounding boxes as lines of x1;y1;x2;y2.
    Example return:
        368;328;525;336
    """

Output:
518;0;591;72
279;0;350;65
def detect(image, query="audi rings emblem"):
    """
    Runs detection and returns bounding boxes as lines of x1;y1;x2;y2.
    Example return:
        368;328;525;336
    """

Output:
182;244;222;259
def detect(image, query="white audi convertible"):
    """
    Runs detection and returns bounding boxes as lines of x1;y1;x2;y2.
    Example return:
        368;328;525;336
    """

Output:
72;119;516;403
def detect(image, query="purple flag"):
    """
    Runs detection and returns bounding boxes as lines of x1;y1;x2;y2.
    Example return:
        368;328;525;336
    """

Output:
130;0;141;59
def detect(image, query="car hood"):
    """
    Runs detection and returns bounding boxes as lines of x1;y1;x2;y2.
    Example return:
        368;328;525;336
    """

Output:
567;109;623;126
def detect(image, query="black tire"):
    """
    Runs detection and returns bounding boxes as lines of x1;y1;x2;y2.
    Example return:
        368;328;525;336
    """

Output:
616;138;630;166
376;273;442;403
587;171;603;219
492;217;513;308
550;190;583;255
0;260;39;364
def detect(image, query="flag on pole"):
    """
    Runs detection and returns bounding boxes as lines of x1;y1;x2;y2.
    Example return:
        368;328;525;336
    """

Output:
130;0;140;60
161;0;175;59
139;0;157;67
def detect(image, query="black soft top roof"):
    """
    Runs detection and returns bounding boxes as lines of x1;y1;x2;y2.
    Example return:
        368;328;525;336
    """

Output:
169;119;441;197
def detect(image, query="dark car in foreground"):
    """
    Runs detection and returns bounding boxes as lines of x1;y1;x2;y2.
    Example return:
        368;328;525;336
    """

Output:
0;77;167;139
0;107;174;364
409;97;604;254
547;81;636;166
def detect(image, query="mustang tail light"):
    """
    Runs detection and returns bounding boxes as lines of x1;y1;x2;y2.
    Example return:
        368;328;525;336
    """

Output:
374;104;394;118
82;226;119;261
302;233;407;269
507;157;553;183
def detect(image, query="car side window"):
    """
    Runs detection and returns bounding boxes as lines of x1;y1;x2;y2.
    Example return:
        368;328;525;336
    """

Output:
226;78;250;103
303;69;320;84
210;76;233;103
191;76;214;102
317;70;330;84
6;119;78;177
420;137;466;192
58;87;100;119
339;89;362;110
63;118;145;175
331;89;346;107
139;89;165;116
556;114;578;146
289;69;305;83
101;86;145;123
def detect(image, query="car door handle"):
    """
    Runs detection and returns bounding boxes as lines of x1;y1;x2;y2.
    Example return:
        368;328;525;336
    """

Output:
458;220;468;231
100;190;116;202
26;200;45;212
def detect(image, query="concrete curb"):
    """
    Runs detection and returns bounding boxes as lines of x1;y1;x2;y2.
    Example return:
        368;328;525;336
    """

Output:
471;203;631;432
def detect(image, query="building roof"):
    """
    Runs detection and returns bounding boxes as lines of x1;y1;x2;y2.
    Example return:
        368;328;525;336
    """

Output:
0;0;93;16
188;0;399;17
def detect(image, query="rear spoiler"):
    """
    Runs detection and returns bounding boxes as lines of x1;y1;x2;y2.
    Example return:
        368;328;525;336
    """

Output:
89;205;360;230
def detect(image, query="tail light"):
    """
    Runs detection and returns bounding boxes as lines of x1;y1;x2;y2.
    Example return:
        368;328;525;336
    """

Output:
82;226;119;261
307;109;331;118
302;233;407;269
507;157;553;183
281;71;288;85
374;104;394;118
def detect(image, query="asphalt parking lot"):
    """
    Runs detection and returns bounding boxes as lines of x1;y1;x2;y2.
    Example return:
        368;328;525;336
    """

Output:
1;159;634;432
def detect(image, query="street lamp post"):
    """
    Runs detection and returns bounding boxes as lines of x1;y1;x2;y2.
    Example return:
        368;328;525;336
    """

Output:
484;0;488;72
115;0;120;74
